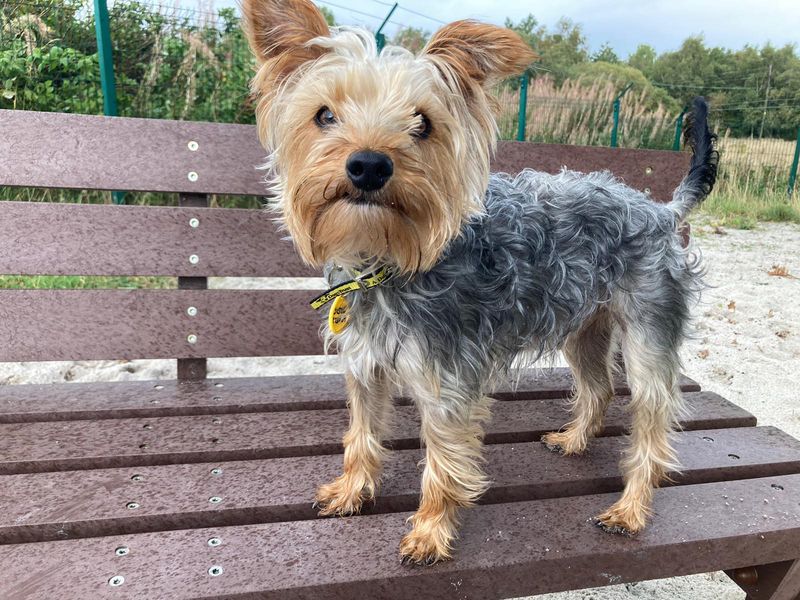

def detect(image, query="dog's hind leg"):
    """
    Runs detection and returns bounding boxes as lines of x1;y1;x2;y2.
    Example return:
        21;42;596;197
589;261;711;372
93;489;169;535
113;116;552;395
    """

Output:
596;308;685;533
542;308;615;455
316;369;392;516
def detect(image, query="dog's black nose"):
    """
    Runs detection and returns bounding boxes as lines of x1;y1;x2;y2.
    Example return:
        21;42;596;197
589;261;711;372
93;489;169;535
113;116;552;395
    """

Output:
346;150;393;192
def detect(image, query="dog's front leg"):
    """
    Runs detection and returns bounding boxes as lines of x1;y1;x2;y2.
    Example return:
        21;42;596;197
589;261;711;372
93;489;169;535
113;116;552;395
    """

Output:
316;369;391;516
400;389;491;565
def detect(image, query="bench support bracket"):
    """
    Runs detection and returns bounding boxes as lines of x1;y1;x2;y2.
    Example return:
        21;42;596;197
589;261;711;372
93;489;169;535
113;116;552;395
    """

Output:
178;193;209;381
727;560;800;600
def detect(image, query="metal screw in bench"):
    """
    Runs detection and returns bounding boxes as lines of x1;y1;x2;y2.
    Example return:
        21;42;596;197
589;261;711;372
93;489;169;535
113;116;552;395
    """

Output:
210;467;223;476
189;217;200;228
126;502;140;510
209;496;223;504
207;537;222;547
130;474;143;482
115;546;129;557
187;306;198;317
108;575;125;587
189;254;199;264
187;334;198;344
208;566;223;577
645;166;653;174
187;141;199;151
644;187;651;194
188;171;198;182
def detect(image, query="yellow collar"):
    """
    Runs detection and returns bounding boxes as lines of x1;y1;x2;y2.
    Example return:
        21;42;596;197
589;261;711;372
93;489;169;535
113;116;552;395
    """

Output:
310;266;391;310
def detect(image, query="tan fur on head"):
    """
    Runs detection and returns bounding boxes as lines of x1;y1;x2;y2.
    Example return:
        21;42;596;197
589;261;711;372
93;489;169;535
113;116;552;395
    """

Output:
424;20;538;91
241;0;330;79
243;0;536;274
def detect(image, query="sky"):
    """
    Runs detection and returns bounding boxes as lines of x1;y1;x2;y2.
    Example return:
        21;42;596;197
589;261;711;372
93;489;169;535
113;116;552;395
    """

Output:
208;0;800;57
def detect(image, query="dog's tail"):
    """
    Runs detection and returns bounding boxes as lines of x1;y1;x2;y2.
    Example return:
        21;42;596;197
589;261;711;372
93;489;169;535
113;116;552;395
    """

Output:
669;97;719;220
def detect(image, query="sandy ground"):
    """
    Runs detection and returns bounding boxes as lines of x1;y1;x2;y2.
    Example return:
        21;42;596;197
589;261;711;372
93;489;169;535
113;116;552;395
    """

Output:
1;220;798;598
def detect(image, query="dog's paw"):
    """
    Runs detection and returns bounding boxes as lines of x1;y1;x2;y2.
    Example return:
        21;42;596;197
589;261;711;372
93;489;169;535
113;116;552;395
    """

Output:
314;475;371;517
541;430;587;456
399;529;451;566
592;517;635;537
594;501;647;536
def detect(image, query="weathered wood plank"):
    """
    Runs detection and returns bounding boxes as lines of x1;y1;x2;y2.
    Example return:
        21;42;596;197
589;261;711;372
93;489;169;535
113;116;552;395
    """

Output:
0;290;322;361
0;391;755;474
1;475;798;599
0;110;688;201
0;201;314;277
0;369;701;423
0;427;796;544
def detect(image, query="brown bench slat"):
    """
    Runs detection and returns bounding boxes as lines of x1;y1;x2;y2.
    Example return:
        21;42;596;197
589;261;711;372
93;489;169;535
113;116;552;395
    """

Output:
0;391;754;474
0;110;687;201
1;474;798;600
0;369;700;423
492;142;690;203
0;110;268;195
0;289;322;361
1;426;796;544
0;202;314;277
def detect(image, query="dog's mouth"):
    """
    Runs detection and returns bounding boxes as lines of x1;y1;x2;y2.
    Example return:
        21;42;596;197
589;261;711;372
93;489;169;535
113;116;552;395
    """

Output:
342;190;398;210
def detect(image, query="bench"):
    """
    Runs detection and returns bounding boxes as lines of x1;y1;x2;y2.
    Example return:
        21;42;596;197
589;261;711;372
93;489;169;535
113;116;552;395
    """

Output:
0;108;798;600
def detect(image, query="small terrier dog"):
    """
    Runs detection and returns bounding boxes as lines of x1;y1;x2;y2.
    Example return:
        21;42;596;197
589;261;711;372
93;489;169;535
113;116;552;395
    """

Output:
243;0;718;565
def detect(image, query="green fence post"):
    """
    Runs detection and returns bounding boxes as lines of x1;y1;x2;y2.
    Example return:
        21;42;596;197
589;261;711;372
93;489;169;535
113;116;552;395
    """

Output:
375;3;397;53
516;74;528;142
610;82;633;148
93;0;125;204
788;126;800;198
94;0;117;116
673;106;688;151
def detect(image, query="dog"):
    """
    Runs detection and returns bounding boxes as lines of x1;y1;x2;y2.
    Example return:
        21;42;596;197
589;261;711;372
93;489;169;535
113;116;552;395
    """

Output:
242;0;718;565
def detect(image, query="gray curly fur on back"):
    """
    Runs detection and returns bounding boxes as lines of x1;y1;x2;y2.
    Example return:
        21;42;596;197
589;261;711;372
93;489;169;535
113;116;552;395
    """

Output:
331;167;704;397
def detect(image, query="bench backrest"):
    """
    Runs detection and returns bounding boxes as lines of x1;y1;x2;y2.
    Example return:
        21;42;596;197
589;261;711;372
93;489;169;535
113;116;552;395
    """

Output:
0;109;689;380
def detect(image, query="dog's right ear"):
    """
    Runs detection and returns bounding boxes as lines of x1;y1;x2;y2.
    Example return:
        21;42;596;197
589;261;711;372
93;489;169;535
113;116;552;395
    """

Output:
242;0;330;83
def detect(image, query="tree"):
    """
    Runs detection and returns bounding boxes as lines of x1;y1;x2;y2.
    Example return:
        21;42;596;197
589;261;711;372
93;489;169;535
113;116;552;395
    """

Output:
504;14;538;49
534;18;589;82
592;43;619;64
392;27;429;53
569;61;678;111
627;44;656;76
319;6;336;27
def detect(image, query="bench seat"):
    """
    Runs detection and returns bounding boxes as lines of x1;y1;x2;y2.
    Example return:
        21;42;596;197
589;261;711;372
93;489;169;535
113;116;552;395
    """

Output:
1;371;800;599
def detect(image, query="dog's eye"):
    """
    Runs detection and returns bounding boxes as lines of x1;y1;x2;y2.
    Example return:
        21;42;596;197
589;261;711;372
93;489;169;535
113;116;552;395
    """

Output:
315;106;337;128
413;112;432;139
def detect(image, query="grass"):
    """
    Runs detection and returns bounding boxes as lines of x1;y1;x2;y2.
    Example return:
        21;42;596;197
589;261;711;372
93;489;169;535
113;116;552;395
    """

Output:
0;188;265;209
496;75;675;148
0;275;176;289
697;189;800;229
493;76;799;232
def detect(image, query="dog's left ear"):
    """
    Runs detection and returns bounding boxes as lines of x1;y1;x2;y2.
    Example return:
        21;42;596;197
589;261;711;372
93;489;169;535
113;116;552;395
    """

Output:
423;20;537;91
242;0;330;84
